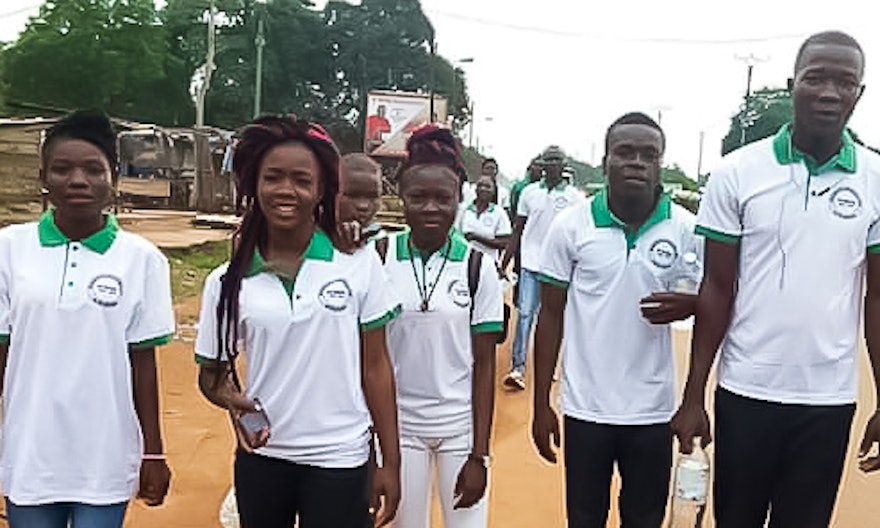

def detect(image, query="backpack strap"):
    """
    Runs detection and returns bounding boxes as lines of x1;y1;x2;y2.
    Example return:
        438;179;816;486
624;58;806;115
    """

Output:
467;249;482;318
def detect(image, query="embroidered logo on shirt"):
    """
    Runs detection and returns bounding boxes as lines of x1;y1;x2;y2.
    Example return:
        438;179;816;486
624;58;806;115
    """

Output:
88;274;123;307
649;239;678;269
482;214;494;227
447;279;471;308
829;187;862;219
553;196;570;210
318;279;352;312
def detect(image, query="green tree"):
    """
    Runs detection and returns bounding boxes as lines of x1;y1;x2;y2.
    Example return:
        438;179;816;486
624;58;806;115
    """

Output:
721;87;792;155
3;0;189;124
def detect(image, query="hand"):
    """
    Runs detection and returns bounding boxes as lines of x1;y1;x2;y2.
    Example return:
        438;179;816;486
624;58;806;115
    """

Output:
137;458;171;506
640;292;697;324
531;404;561;463
371;465;401;526
227;394;269;451
463;232;476;241
453;457;487;509
336;220;366;254
859;411;880;473
670;402;712;454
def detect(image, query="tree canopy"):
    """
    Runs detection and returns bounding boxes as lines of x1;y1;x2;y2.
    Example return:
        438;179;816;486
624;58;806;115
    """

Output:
0;0;470;151
721;87;792;156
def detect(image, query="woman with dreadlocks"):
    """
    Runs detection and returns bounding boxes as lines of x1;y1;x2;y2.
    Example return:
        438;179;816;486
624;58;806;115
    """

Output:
380;126;503;528
0;110;174;527
195;115;401;528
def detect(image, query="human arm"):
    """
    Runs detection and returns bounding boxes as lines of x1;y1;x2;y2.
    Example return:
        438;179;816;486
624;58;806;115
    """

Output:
531;282;566;463
465;232;510;251
500;216;526;271
639;292;697;324
361;327;401;526
859;252;880;472
670;239;739;453
130;344;171;506
0;342;6;396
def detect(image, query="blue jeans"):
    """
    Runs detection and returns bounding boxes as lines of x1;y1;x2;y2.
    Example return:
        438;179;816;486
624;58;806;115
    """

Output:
510;268;541;373
5;500;128;528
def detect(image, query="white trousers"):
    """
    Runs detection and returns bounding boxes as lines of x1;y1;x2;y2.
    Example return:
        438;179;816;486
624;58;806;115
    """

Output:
390;433;489;528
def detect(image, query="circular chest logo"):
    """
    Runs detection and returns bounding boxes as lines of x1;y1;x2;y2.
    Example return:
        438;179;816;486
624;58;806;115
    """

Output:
553;196;570;211
318;279;352;312
88;274;123;307
482;214;494;227
447;279;471;308
649;239;678;269
829;187;862;219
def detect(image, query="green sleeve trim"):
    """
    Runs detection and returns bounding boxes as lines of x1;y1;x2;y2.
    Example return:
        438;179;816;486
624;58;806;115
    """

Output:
537;273;569;289
869;243;880;254
361;305;402;332
194;353;228;366
695;225;741;245
471;321;504;334
130;333;173;349
0;334;8;345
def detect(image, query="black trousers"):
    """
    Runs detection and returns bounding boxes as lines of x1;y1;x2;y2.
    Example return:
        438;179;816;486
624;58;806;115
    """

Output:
234;451;371;528
564;416;673;528
714;388;855;528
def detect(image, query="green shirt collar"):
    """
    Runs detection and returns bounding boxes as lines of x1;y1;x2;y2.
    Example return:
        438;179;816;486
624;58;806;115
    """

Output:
591;188;671;249
395;230;468;262
538;179;568;191
772;123;856;175
38;209;119;254
467;201;496;214
246;229;335;277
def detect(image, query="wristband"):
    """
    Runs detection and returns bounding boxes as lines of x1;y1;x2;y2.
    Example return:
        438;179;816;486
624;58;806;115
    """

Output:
143;453;166;461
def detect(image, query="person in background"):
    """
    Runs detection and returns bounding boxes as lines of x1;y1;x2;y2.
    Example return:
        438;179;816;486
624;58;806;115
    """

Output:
195;116;401;528
457;175;513;264
501;146;585;391
0;110;174;527
384;125;503;528
672;30;880;527
533;113;701;527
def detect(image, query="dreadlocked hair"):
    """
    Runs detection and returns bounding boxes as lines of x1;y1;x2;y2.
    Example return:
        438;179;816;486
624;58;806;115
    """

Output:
215;115;340;389
397;125;467;192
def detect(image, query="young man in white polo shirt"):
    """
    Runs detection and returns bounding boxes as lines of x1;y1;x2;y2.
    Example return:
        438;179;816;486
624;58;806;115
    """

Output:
501;146;585;390
532;113;701;527
672;31;880;527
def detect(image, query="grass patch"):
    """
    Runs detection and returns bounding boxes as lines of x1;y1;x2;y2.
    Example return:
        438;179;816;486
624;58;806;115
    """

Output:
163;240;231;303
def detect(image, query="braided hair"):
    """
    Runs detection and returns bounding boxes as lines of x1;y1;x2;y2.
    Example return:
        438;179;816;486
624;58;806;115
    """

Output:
215;115;340;388
397;125;466;194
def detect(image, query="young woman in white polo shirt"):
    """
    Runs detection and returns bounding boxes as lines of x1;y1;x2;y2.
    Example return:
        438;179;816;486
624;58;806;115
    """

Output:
0;110;174;527
195;116;401;528
383;126;504;528
457;175;513;264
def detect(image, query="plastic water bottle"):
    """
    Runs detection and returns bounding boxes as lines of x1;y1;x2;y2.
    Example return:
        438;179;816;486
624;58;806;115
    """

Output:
668;438;710;528
667;251;700;295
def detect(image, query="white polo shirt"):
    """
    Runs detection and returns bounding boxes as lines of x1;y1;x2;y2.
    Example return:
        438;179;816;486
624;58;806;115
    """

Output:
384;231;504;438
539;191;702;425
697;125;880;405
0;211;175;505
517;181;586;272
195;230;400;468
457;201;513;262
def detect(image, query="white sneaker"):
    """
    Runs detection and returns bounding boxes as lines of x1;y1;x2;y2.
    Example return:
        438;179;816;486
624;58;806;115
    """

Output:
503;370;526;391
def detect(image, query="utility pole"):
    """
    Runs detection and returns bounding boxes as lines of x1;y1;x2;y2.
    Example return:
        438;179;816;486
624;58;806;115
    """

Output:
195;0;216;128
735;53;767;146
697;130;705;181
253;12;266;119
428;36;436;123
468;101;475;148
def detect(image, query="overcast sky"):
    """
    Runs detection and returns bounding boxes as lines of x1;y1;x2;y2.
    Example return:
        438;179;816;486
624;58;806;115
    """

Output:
3;0;880;181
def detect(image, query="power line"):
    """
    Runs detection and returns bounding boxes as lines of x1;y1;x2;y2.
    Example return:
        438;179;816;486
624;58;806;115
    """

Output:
425;9;807;45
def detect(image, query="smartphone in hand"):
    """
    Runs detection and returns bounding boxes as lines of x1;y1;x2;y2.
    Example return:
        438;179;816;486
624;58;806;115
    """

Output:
237;398;270;447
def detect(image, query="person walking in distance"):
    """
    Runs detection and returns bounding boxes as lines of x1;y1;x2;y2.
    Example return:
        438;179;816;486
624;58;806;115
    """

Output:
672;30;880;527
501;146;585;390
195;116;401;528
0;110;174;527
383;126;504;528
532;113;701;527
